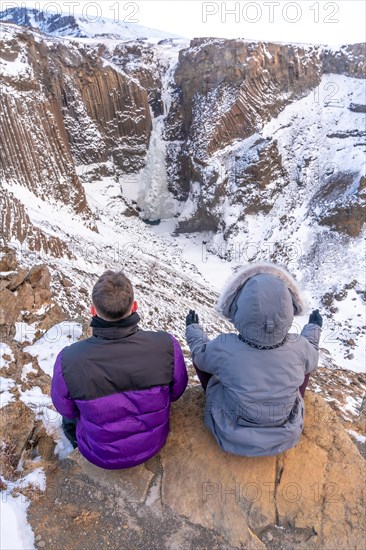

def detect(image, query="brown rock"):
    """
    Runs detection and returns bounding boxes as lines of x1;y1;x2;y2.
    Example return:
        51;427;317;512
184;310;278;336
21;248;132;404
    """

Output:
359;176;366;192
6;268;29;291
0;279;11;291
25;265;51;289
25;388;365;549
161;389;272;548
160;389;365;549
0;246;17;271
345;279;358;290
0;288;19;324
334;289;347;301
37;304;66;332
0;189;72;259
74;451;154;503
319;203;366;237
322;292;334;307
321;43;366;78
33;287;52;308
0;401;35;478
38;433;56;461
60;277;72;288
16;282;35;311
276;392;365;549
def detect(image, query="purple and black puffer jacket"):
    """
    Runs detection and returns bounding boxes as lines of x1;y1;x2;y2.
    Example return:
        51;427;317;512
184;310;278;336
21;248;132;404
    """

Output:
51;313;188;469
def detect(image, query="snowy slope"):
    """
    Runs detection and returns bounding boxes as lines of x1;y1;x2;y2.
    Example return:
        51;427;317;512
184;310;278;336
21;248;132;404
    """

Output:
0;7;185;43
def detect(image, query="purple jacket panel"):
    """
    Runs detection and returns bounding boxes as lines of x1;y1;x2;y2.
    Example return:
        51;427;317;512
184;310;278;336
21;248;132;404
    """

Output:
51;335;187;469
170;335;188;402
51;351;79;419
75;387;171;469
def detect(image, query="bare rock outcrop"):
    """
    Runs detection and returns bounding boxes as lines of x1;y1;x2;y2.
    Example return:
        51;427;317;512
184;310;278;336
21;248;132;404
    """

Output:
0;258;67;350
0;401;35;479
169;39;322;155
321;43;366;78
312;172;366;237
27;388;365;550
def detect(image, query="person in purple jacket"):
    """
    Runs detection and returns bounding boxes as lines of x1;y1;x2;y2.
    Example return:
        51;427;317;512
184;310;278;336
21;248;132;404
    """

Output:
51;270;188;470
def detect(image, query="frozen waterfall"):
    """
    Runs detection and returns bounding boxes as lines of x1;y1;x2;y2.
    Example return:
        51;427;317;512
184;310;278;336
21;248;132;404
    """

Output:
137;54;178;222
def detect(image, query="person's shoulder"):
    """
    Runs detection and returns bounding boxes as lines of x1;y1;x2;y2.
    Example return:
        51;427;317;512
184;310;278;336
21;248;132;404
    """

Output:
138;329;173;342
138;328;169;335
210;332;238;348
61;336;93;356
137;329;175;352
285;333;314;356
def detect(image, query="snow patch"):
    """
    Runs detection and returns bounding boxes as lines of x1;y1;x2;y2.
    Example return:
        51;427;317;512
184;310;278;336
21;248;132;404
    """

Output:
0;342;15;368
0;376;16;408
24;322;83;377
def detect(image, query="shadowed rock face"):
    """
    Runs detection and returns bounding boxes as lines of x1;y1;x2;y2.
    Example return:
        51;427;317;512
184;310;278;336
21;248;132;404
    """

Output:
168;39;323;154
164;38;365;236
321;43;366;78
26;388;365;550
311;173;366;237
166;39;323;208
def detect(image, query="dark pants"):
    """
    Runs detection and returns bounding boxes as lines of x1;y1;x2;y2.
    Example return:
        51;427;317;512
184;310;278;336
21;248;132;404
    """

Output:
193;363;212;392
62;417;78;449
299;373;310;398
193;364;310;397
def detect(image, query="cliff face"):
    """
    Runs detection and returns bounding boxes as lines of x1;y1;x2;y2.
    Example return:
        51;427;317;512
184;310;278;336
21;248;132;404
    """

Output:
321;43;366;78
0;26;93;228
47;44;153;174
164;38;365;237
0;22;153;245
168;39;323;153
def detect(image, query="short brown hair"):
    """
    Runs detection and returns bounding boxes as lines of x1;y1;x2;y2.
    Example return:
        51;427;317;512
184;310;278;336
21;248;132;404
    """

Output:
92;270;134;321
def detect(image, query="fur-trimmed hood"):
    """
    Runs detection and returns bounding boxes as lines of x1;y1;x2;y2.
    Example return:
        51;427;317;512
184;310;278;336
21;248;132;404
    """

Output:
216;263;305;346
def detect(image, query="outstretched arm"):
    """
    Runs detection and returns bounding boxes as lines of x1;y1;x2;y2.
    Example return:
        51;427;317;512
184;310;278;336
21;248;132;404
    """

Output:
186;322;218;375
51;350;79;419
301;309;322;374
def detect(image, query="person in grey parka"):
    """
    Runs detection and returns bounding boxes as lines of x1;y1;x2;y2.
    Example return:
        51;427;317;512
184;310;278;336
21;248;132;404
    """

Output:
185;262;322;457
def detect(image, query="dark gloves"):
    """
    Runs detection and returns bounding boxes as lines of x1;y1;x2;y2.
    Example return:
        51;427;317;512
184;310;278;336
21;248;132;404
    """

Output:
309;309;323;327
186;309;199;326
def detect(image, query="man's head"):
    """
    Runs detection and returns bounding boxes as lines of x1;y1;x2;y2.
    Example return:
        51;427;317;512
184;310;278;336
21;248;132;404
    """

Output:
91;270;137;321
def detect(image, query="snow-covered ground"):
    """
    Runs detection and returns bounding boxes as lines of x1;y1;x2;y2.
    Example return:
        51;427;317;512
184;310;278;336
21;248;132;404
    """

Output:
0;468;47;550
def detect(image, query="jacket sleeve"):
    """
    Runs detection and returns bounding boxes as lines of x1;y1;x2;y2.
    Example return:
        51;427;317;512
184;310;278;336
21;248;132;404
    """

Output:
51;350;79;419
186;323;217;374
169;335;188;402
301;323;321;374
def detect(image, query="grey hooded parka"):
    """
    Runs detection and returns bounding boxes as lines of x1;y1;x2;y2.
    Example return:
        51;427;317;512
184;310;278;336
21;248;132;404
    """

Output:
186;263;321;457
